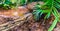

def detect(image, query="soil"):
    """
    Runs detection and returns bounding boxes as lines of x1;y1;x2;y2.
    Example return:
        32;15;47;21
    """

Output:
7;14;60;31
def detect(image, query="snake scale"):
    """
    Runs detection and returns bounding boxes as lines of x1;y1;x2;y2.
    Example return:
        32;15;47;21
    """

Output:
0;13;32;31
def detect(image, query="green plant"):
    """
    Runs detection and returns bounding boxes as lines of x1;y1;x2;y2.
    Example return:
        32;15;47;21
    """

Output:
0;0;18;9
20;0;27;5
33;0;60;31
15;0;60;31
0;0;60;31
0;0;27;9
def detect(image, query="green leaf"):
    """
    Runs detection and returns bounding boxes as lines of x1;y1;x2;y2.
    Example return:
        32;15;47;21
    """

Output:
43;0;53;8
44;12;51;19
32;0;60;31
42;9;51;13
10;0;17;3
48;7;59;31
39;11;43;17
52;7;59;17
54;1;60;9
0;0;17;9
55;0;60;3
4;0;11;4
33;9;42;20
48;18;58;31
20;0;27;5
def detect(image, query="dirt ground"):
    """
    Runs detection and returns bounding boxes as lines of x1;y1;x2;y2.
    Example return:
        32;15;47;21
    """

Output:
7;14;60;31
0;2;60;31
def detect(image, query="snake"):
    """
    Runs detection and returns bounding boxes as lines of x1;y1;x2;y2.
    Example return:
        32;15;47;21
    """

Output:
0;13;32;31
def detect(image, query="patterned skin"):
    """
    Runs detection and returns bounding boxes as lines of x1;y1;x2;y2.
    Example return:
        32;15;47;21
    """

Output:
0;6;32;31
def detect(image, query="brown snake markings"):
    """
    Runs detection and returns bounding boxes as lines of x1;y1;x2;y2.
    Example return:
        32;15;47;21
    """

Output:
0;13;32;31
